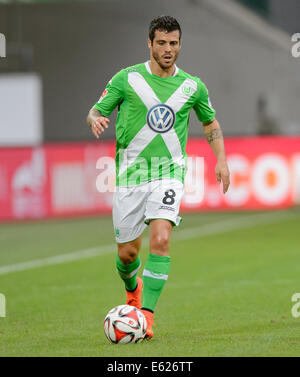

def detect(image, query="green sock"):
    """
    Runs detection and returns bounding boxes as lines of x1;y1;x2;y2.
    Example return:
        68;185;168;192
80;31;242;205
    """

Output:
116;254;141;291
142;253;171;312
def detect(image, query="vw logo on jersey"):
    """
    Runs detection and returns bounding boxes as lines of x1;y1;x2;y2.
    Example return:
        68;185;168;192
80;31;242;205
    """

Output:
146;104;175;133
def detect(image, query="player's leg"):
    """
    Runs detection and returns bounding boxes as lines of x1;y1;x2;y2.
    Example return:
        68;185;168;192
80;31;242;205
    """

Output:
142;218;172;309
141;219;173;338
116;235;144;309
141;178;184;338
113;185;148;309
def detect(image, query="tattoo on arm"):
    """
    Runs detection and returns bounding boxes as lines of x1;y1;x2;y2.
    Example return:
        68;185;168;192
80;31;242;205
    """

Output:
205;128;223;144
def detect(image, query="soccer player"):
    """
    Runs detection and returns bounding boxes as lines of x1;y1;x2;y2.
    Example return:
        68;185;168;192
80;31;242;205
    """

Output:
87;16;230;339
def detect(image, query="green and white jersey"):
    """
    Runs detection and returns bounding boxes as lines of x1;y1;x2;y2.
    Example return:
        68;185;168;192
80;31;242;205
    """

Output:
93;61;215;187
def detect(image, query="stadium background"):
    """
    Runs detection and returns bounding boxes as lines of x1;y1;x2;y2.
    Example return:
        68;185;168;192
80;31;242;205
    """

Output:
0;0;300;357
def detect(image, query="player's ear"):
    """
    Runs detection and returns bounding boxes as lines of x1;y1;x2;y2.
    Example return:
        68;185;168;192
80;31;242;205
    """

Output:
147;38;152;49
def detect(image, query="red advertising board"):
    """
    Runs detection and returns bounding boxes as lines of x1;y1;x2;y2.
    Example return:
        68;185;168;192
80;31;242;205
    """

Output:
0;136;299;221
185;136;300;211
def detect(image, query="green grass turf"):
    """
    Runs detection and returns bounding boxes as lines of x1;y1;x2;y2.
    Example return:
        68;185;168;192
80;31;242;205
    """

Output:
0;209;300;356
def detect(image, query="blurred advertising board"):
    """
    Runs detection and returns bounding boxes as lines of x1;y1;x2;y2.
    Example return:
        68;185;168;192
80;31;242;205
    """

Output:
0;136;299;221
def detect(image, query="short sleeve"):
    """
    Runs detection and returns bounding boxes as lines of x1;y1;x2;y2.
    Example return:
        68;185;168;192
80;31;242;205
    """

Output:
93;69;125;117
193;80;216;123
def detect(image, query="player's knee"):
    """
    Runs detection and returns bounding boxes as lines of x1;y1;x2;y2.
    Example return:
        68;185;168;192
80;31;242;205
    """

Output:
150;233;170;255
118;247;139;264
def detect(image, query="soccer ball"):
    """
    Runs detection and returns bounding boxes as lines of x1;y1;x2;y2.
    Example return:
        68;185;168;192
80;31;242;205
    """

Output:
104;305;147;344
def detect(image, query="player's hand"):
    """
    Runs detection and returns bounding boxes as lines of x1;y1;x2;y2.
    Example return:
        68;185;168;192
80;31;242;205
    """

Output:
91;116;110;139
215;159;230;194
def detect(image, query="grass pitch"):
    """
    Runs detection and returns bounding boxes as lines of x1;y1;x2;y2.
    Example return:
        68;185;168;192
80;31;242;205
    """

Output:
0;208;300;357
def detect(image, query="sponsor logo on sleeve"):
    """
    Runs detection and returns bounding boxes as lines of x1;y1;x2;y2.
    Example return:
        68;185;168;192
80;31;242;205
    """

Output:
98;89;108;103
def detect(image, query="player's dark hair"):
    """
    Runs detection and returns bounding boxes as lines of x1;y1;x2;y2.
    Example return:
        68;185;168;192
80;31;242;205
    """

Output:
149;15;182;44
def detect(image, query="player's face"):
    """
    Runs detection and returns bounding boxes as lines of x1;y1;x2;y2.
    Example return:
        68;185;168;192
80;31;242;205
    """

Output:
148;30;181;70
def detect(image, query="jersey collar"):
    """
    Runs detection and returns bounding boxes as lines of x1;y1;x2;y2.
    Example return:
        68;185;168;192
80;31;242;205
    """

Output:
145;61;179;77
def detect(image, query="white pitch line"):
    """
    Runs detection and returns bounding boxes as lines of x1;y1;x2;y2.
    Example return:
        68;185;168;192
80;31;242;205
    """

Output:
0;211;297;276
171;210;296;242
0;246;115;276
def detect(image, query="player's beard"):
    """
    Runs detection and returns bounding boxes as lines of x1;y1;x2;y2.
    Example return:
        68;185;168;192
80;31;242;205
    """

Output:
152;50;178;71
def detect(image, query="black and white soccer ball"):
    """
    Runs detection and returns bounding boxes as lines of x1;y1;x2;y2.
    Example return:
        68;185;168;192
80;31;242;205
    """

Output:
103;305;147;344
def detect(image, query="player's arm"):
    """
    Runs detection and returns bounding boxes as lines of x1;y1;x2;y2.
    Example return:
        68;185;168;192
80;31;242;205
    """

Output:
86;108;109;139
202;118;230;194
87;69;124;139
